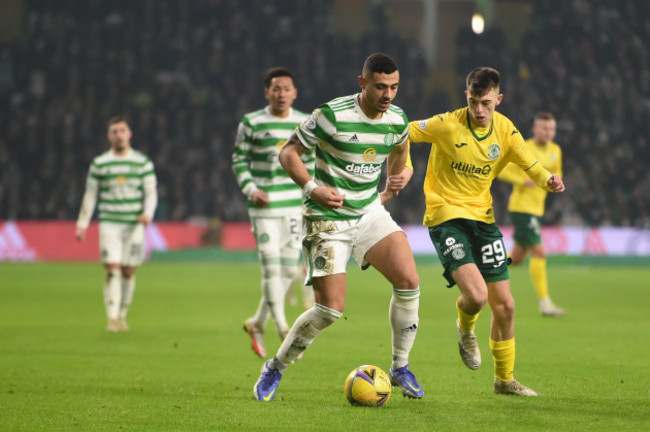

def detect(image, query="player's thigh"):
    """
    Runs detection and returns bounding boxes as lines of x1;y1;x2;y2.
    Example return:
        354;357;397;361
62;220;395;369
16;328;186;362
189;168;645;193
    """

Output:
510;212;542;248
280;214;302;261
251;217;283;260
302;218;355;285
122;224;145;267
428;219;476;287
99;223;124;265
364;231;418;290
352;205;404;270
473;222;510;284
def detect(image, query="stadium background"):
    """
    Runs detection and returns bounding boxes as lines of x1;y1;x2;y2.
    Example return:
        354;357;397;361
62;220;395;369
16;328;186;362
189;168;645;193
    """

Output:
0;0;649;258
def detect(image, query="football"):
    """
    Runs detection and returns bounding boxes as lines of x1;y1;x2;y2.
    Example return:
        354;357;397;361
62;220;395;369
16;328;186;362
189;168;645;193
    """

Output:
344;365;392;407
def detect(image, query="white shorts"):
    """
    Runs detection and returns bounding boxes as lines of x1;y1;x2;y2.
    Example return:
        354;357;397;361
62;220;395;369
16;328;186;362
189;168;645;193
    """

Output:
99;222;145;267
251;215;302;264
302;205;403;281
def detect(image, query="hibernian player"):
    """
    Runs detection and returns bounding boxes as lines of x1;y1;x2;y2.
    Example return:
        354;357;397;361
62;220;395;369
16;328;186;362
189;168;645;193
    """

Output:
253;53;423;402
497;112;565;316
76;117;157;332
232;67;316;358
407;67;565;396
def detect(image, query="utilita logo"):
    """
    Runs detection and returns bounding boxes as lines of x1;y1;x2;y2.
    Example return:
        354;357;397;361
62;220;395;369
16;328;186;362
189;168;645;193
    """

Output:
450;161;492;177
0;221;36;261
345;163;381;175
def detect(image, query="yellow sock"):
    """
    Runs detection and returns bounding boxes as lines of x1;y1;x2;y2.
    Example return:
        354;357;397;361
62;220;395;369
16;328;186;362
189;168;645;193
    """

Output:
456;300;479;332
529;257;549;300
490;338;515;382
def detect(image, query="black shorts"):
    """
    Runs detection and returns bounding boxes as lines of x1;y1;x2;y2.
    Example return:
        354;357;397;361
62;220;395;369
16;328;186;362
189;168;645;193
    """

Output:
428;218;510;287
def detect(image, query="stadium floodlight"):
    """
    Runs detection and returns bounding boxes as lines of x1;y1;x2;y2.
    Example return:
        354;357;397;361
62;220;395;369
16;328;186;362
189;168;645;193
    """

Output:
471;13;485;34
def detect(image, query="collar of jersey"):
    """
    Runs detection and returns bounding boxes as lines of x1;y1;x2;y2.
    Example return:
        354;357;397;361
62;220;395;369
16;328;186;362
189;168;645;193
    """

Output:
466;110;493;142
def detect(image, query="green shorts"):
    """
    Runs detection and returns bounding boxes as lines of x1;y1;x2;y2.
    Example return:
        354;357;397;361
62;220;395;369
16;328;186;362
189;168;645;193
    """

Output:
428;218;510;288
510;212;542;248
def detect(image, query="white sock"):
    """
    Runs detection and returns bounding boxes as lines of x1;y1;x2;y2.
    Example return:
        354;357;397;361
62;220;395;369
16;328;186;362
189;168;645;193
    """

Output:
262;263;290;336
390;287;420;370
280;261;300;303
119;275;135;320
274;303;342;369
251;297;270;330
104;270;122;320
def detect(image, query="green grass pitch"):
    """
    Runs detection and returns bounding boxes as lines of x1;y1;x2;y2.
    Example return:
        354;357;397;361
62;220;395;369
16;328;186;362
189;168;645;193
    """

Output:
1;258;649;431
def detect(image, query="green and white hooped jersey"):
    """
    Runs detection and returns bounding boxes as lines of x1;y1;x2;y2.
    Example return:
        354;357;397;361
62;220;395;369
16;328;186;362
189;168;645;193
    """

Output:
87;149;156;224
233;107;315;217
296;94;409;220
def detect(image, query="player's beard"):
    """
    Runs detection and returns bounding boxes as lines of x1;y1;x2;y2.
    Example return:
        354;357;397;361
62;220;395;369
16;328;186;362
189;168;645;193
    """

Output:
112;141;128;154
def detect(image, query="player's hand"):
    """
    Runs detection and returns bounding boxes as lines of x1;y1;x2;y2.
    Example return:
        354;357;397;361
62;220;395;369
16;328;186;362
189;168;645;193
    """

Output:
251;189;270;208
380;190;396;205
523;179;536;187
311;187;345;209
75;226;87;242
547;174;565;192
137;214;153;225
385;168;413;192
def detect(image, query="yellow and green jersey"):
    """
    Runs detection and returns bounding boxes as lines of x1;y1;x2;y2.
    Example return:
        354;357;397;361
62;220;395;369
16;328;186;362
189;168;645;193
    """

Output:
409;107;553;226
497;138;562;217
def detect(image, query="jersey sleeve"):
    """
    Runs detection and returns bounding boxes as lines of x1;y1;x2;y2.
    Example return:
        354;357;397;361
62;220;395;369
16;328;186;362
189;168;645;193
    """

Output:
76;162;99;229
295;105;337;150
408;112;456;146
506;132;553;191
405;141;413;170
231;119;257;198
556;146;563;178
496;161;526;186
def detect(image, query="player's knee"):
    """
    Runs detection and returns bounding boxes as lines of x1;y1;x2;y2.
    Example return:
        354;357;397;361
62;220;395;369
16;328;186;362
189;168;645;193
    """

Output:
280;264;299;280
121;267;135;279
394;272;419;291
494;298;515;321
466;288;488;309
261;264;281;278
510;256;524;266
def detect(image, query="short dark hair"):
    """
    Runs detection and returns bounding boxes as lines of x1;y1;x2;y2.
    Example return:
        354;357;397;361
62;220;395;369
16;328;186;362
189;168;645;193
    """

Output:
534;112;555;121
107;116;129;129
362;53;399;77
264;67;295;88
465;67;500;96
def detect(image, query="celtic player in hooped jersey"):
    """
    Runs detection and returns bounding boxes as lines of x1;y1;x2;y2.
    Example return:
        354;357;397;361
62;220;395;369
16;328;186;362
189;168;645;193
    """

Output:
253;53;423;402
497;112;565;316
408;67;565;397
233;67;316;359
76;117;158;332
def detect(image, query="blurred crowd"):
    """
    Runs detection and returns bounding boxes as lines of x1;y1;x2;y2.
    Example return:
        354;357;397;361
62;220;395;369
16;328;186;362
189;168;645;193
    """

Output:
1;0;648;228
457;0;650;227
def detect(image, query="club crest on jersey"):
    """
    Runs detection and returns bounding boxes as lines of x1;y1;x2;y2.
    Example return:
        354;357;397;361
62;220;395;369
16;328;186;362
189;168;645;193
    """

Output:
306;118;317;130
362;148;377;162
418;120;427;130
487;144;501;160
275;139;287;151
384;133;396;146
116;174;128;185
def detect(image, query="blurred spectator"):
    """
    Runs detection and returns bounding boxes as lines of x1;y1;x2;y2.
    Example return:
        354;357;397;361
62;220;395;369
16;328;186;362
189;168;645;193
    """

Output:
2;0;648;227
0;0;430;223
